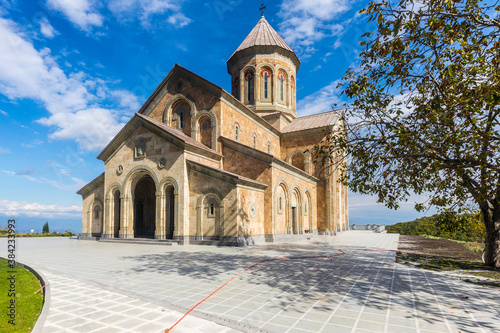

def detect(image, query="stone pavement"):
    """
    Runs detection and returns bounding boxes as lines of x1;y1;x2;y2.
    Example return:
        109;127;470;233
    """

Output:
2;232;499;332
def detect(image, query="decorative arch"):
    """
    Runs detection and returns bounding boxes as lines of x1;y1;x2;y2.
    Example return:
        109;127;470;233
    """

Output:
277;69;288;105
286;149;312;174
290;76;296;111
162;94;196;136
304;189;313;232
259;66;273;102
104;183;123;238
196;191;225;240
232;76;240;100
273;178;291;234
195;110;217;149
251;131;258;149
89;198;104;236
120;166;161;239
266;141;272;154
242;67;255;104
160;177;179;240
232;120;241;141
291;185;303;234
123;165;160;196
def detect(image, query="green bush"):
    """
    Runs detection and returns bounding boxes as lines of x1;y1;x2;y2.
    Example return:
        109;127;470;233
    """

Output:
387;211;485;243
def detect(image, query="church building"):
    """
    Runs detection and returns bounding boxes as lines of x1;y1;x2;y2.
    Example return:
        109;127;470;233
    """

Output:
77;14;349;246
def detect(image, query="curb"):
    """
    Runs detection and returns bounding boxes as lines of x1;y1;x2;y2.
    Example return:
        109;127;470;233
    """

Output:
0;257;50;333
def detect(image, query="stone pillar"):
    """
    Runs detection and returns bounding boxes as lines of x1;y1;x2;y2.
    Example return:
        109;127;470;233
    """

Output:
103;197;112;238
155;190;165;240
120;195;133;238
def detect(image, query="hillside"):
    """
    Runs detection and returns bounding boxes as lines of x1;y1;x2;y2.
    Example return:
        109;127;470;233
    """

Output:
386;213;485;243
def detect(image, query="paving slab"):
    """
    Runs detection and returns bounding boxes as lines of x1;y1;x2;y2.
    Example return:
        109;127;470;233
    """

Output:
1;231;499;332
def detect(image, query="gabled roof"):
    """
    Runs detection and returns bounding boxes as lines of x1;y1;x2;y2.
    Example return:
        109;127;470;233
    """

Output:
97;113;221;163
282;110;341;134
135;113;217;153
137;63;281;138
76;173;104;197
234;15;294;54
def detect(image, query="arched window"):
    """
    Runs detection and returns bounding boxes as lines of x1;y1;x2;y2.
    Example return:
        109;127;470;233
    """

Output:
253;135;257;148
279;196;282;212
233;77;240;100
172;101;191;136
264;72;268;98
235;125;239;141
267;143;271;154
279;73;285;101
291;76;295;109
244;70;254;104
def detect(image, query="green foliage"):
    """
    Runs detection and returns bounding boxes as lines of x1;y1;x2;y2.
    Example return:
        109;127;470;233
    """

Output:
42;222;49;234
387;211;485;242
0;259;43;332
314;0;500;266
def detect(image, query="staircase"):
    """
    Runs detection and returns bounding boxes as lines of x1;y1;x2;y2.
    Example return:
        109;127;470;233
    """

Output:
98;238;180;246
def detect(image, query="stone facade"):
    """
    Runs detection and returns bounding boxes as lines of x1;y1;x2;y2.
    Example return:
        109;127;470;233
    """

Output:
77;15;349;246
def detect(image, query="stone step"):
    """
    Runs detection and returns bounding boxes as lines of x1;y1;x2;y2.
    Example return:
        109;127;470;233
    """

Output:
98;238;180;246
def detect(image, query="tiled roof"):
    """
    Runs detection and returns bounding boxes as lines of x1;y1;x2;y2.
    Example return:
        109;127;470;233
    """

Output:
282;110;340;133
136;113;219;154
233;15;294;54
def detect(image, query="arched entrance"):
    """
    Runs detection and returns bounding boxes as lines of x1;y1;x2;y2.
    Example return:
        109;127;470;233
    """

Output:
134;175;156;238
165;185;175;239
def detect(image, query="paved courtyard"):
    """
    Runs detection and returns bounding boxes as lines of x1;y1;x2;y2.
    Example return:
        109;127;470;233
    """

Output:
2;232;499;332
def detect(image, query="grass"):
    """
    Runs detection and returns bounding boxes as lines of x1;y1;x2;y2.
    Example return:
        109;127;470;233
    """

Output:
0;259;44;332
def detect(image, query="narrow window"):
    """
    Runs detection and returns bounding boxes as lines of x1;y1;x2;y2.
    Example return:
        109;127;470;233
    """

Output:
280;75;284;101
279;197;282;211
253;136;257;148
180;112;184;129
210;203;214;216
267;143;271;153
264;72;268;99
235;126;239;141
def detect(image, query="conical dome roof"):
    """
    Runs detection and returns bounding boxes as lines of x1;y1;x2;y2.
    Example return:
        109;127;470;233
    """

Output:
234;15;294;54
227;15;300;72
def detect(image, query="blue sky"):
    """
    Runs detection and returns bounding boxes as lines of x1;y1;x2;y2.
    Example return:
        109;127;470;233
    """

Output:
0;0;436;233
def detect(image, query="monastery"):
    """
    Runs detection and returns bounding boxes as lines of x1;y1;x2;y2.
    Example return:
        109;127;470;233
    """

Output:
77;13;349;245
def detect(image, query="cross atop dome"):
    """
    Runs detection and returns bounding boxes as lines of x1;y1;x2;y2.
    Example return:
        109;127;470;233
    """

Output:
259;3;266;17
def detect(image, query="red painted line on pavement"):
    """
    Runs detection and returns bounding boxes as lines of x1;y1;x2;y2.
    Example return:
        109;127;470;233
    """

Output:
165;248;395;332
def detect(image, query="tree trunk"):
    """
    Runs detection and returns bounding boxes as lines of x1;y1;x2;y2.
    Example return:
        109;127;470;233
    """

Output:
482;208;500;268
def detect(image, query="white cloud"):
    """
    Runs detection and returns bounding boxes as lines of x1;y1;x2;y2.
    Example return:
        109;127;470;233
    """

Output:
278;0;351;55
0;199;81;218
0;147;11;155
0;17;139;151
39;17;58;38
110;89;141;112
167;12;191;28
0;110;7;116
38;108;125;151
297;79;343;116
108;0;191;28
46;0;103;31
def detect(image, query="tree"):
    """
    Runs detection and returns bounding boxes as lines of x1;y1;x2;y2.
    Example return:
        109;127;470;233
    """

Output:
314;0;500;266
42;222;49;234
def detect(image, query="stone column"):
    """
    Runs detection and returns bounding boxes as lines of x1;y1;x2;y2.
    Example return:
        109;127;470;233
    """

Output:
120;195;133;238
103;197;112;238
155;190;165;240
